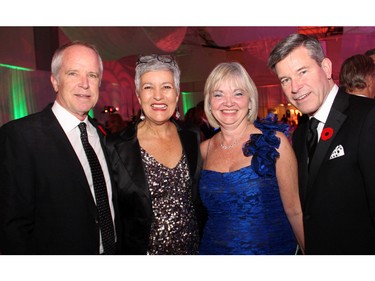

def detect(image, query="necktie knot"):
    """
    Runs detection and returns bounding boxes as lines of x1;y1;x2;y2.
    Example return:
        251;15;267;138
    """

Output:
309;117;319;131
307;117;319;143
78;122;87;136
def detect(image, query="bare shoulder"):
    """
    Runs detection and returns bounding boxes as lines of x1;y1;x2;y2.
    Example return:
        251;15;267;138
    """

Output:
275;130;289;142
275;130;293;152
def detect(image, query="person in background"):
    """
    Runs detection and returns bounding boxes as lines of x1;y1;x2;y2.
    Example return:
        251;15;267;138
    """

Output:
339;54;375;98
104;54;205;254
184;106;205;141
364;48;375;63
268;33;375;254
184;102;217;142
196;100;217;140
198;62;304;255
0;41;120;254
281;114;288;124
107;113;127;134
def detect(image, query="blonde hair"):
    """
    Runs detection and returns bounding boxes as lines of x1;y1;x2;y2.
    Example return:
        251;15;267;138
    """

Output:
203;62;258;129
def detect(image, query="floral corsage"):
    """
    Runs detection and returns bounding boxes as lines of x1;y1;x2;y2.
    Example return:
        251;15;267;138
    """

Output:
242;113;286;177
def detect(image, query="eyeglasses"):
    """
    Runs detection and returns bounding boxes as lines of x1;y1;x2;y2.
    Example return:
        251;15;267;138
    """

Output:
136;54;176;66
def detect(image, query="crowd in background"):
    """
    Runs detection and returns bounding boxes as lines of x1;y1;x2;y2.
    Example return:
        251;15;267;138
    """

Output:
1;36;375;256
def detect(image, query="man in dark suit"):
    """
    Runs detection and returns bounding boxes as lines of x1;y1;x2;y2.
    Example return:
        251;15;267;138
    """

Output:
0;41;120;254
268;33;375;254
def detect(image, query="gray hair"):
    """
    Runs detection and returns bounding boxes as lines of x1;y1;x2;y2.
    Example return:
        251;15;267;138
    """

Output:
268;33;326;72
51;40;103;83
203;62;258;129
134;54;181;96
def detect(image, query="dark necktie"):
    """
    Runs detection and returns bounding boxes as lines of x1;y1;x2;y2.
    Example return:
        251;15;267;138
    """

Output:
78;122;115;254
306;117;320;168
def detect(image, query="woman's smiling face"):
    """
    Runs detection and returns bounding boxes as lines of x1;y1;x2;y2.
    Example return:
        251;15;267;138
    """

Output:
138;70;179;124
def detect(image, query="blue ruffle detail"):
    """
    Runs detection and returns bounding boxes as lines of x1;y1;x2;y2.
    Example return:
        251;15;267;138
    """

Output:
242;113;288;177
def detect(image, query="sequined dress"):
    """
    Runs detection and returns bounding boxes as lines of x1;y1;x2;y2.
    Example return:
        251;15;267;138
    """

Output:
198;117;297;255
141;147;199;254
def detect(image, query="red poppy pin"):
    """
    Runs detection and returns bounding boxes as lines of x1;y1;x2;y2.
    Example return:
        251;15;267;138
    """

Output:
321;127;334;141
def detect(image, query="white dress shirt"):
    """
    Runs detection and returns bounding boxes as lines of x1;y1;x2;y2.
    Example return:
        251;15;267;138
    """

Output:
311;84;339;142
52;101;115;254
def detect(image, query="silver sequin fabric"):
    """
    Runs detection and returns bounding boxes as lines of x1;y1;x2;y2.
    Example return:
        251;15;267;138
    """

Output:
140;147;199;255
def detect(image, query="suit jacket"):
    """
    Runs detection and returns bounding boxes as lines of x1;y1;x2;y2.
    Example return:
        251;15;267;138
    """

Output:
293;89;375;254
104;119;205;254
0;104;120;254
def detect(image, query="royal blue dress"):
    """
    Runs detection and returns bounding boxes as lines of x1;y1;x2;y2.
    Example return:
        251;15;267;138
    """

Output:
199;115;297;255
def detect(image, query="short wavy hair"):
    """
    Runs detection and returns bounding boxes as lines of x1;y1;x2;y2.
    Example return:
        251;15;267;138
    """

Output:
203;62;258;129
134;54;181;97
339;54;375;91
268;33;326;72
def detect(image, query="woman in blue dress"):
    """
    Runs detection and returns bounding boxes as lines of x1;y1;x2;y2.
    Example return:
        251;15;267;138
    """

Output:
198;62;305;255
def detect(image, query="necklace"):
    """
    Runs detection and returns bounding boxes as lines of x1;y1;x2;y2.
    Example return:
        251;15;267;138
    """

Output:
219;124;249;150
220;137;239;150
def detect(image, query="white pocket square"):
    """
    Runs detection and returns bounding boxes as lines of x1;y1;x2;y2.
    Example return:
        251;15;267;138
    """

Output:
330;145;345;159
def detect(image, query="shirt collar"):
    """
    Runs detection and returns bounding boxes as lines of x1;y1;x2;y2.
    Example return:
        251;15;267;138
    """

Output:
312;84;339;124
52;101;89;134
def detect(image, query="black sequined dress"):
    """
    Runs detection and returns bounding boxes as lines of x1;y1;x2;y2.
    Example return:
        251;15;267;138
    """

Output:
141;147;199;254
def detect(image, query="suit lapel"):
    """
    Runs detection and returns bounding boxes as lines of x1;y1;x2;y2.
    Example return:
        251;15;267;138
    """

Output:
175;122;202;203
307;90;349;194
178;128;199;181
115;135;149;197
113;120;201;200
42;107;100;206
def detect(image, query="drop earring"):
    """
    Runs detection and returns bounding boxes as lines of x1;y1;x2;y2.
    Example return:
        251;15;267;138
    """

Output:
140;108;145;120
175;107;180;120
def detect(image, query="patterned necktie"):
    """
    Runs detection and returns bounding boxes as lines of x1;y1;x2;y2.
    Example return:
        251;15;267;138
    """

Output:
306;117;320;168
78;122;115;254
